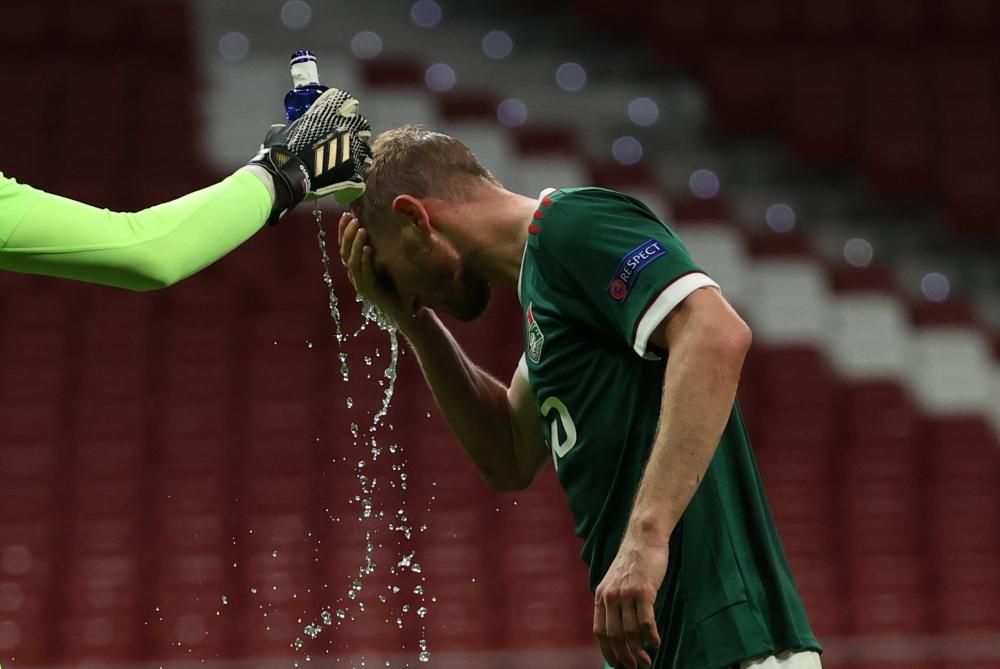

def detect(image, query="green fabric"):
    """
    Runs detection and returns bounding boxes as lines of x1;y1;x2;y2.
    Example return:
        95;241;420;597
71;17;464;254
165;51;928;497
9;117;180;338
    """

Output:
519;188;820;669
0;169;271;291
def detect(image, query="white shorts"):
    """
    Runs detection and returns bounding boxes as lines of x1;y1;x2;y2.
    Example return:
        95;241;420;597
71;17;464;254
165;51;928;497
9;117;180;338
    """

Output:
740;650;822;669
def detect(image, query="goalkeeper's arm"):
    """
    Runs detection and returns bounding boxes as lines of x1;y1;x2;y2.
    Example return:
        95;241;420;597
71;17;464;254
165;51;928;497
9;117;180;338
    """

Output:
0;167;274;291
0;87;371;292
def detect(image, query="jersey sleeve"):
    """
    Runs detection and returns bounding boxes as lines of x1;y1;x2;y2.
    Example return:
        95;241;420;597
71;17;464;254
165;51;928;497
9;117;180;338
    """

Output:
0;169;271;291
536;188;719;358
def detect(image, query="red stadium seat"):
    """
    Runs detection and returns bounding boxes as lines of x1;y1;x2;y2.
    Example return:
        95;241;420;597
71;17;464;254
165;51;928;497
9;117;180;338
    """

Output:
783;54;859;166
747;230;815;258
513;125;580;157
828;263;896;294
796;0;859;39
704;48;788;135
647;0;714;63
931;0;999;40
362;59;423;89
439;93;500;122
860;0;928;43
718;0;789;42
56;613;142;664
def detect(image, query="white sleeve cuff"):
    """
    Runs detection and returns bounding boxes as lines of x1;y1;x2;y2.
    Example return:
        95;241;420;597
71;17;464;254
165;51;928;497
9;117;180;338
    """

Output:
633;272;720;359
516;354;530;382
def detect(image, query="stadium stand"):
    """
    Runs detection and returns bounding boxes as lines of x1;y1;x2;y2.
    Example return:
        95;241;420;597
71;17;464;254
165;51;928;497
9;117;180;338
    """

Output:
1;0;998;667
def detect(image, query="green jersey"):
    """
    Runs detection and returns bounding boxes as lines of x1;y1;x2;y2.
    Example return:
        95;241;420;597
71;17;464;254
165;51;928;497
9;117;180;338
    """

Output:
517;188;820;669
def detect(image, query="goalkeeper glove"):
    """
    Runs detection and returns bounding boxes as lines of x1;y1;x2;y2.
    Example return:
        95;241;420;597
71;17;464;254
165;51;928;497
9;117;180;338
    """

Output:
248;88;373;225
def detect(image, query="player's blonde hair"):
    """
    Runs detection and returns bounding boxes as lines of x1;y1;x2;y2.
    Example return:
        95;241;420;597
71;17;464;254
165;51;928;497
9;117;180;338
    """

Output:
351;124;500;232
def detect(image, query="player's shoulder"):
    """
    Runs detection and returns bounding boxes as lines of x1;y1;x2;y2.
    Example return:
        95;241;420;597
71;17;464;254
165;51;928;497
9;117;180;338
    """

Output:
547;186;647;211
534;186;663;247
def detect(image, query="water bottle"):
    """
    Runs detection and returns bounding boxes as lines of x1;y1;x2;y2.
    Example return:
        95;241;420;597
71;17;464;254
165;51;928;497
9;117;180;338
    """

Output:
284;50;328;123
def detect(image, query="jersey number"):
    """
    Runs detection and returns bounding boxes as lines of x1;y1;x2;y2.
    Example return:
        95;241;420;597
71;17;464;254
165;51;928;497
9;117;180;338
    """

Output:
539;396;577;470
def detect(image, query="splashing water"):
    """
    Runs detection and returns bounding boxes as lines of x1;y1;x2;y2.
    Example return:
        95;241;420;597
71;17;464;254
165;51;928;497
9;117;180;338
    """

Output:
307;206;428;667
316;207;346;346
371;330;399;429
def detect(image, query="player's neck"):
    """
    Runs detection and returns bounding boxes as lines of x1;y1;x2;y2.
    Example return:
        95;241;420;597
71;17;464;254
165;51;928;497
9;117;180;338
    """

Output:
438;188;536;287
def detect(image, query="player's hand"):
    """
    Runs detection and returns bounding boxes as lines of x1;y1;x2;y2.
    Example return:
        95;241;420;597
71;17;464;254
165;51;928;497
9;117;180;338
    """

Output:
338;213;408;325
593;534;666;669
249;88;373;225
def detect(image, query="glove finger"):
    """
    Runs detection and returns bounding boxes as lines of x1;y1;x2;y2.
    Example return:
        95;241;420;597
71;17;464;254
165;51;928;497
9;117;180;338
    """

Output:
261;123;287;149
302;88;352;119
338;97;360;117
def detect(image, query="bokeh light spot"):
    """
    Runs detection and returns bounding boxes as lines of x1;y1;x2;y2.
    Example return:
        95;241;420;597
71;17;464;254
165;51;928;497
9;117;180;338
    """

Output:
689;169;720;199
844;238;874;267
425;63;456;92
411;0;443;28
482;30;513;59
921;272;950;302
628;97;659;126
351;31;383;59
280;0;312;28
218;32;250;61
556;62;587;91
497;98;528;127
612;136;643;165
766;203;796;232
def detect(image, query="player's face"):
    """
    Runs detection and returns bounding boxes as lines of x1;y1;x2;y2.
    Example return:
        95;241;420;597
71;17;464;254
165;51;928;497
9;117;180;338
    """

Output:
372;230;492;322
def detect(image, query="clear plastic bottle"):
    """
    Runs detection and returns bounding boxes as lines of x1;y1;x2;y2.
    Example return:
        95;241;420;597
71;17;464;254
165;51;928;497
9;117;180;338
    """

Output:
283;50;329;123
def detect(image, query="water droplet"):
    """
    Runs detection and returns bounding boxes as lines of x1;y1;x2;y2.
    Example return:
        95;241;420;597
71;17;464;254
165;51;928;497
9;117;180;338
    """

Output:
272;549;279;558
304;623;322;639
413;585;423;595
364;355;373;366
335;609;346;619
306;340;314;349
293;637;305;650
250;587;257;594
416;606;428;618
221;595;228;605
411;563;422;573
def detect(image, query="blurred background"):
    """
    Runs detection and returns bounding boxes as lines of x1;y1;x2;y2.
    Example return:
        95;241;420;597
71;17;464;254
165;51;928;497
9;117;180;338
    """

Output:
2;0;1000;667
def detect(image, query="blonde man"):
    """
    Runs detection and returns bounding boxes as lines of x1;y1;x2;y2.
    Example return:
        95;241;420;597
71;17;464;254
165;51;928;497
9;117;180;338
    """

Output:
339;125;822;669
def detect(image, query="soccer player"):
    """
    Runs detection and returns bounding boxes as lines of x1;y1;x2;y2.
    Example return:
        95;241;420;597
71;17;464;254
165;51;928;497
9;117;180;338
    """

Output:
0;89;371;290
339;125;822;669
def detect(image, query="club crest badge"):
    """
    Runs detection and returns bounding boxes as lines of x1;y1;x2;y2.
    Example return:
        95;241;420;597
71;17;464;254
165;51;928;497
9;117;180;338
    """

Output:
525;302;544;364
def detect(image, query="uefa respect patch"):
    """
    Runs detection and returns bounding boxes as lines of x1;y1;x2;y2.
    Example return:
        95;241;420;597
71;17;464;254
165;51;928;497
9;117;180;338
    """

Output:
607;238;667;303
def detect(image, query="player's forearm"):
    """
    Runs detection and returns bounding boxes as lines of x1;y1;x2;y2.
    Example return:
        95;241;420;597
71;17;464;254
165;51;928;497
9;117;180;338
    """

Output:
400;309;523;489
0;169;272;290
626;319;752;545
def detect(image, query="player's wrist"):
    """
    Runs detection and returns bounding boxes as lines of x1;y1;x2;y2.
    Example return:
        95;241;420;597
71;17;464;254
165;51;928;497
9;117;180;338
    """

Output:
626;511;674;547
396;307;435;340
241;165;277;205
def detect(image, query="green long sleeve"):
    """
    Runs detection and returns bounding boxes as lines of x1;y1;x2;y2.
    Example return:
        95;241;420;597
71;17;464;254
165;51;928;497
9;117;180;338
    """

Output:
0;169;272;291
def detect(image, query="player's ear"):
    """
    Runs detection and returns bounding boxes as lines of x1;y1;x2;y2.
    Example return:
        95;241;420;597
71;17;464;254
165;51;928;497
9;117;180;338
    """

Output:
391;195;431;235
